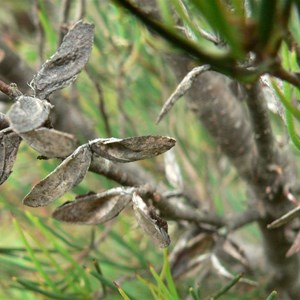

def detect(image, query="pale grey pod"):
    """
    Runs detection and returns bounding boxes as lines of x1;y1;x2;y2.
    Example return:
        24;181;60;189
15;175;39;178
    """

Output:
33;21;94;99
7;96;52;133
89;135;176;163
0;112;9;129
52;187;133;224
0;131;22;185
20;128;78;158
23;145;92;207
132;192;170;248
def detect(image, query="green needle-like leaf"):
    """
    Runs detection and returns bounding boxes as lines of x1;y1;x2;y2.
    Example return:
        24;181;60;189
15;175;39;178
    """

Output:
13;218;59;293
257;0;277;48
266;290;278;300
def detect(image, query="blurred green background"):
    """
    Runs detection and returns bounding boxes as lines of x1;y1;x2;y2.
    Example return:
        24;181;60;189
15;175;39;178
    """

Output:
0;1;282;299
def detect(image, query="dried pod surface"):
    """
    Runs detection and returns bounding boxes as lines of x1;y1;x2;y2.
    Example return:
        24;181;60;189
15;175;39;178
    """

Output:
7;96;52;133
23;145;92;207
132;192;170;248
52;187;133;224
0;131;22;185
33;21;94;99
89;135;176;163
21;128;78;158
0;113;9;130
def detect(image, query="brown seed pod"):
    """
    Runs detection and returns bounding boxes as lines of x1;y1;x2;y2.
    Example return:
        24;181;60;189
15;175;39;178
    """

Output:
23;145;92;207
132;192;170;248
21;127;78;158
0;131;22;185
89;135;176;163
52;187;133;224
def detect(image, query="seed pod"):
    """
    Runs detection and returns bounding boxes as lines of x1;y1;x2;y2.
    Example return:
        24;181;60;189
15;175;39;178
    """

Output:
132;192;170;248
21;128;78;158
89;135;176;163
0;131;22;185
53;187;133;224
33;21;94;99
7;96;52;133
23;145;92;207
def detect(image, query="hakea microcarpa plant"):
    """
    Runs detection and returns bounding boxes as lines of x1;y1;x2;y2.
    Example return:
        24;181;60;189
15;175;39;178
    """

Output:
0;20;175;248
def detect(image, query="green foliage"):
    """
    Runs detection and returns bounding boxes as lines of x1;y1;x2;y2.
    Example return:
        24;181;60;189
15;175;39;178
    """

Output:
1;210;159;299
272;41;300;151
116;249;181;300
266;291;278;300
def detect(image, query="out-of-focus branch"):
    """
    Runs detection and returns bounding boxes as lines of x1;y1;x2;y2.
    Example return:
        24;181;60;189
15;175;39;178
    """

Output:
243;81;293;204
58;0;73;44
0;39;34;93
0;80;12;97
33;0;45;65
0;79;22;99
244;82;277;165
273;65;300;90
75;0;86;21
226;209;263;232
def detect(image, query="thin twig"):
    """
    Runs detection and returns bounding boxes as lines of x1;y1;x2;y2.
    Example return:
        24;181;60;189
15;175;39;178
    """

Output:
225;208;262;232
116;64;138;137
273;65;300;90
85;66;112;136
0;80;12;97
62;0;73;23
0;40;34;94
33;0;45;66
0;80;22;99
76;0;86;20
59;0;73;44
